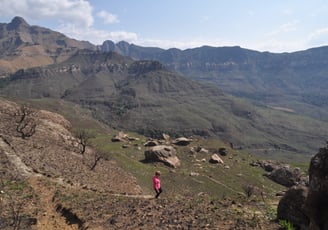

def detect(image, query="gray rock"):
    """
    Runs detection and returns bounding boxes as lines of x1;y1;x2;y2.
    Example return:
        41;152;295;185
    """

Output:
209;154;224;164
277;186;309;229
144;145;180;168
172;137;192;146
305;146;328;230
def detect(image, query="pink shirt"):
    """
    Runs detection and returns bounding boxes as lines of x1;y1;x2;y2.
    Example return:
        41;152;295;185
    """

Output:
152;175;161;190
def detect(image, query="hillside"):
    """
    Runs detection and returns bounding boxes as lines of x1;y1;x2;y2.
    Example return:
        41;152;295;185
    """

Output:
0;17;95;74
1;50;327;159
0;97;286;229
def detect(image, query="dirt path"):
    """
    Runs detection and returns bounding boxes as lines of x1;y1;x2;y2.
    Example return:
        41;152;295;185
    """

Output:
29;176;79;230
0;136;79;229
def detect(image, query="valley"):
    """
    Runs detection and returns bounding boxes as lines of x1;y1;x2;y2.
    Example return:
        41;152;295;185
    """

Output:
0;16;327;229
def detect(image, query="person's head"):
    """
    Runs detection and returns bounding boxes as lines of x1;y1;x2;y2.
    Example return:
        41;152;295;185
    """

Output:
155;171;161;176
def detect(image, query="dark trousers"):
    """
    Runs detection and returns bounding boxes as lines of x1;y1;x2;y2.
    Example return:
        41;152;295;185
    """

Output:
155;187;162;198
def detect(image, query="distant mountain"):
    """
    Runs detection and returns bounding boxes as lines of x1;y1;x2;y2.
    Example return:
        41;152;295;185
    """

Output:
1;49;328;158
0;17;328;158
0;16;96;74
100;41;328;121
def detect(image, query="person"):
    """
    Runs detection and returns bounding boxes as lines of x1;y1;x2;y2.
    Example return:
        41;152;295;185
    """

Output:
152;171;162;198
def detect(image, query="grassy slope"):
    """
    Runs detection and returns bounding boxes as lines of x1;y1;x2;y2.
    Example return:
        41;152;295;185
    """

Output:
19;98;287;199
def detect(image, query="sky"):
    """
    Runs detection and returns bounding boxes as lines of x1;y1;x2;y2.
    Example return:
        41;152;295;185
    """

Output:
0;0;328;53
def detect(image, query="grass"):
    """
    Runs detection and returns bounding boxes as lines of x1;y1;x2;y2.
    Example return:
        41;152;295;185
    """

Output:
91;132;285;200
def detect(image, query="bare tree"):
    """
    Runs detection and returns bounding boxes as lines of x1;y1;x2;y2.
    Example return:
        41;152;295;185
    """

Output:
1;104;37;139
89;150;106;171
74;129;94;155
13;105;37;139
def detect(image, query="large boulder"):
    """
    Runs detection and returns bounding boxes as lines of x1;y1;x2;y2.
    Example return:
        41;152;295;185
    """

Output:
277;144;328;230
257;160;283;172
267;166;307;187
305;146;328;230
277;186;309;229
144;145;181;168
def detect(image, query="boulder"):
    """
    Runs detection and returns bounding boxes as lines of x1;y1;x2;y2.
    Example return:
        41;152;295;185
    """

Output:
190;146;208;154
218;147;228;156
305;146;328;230
257;160;283;172
111;131;128;142
144;145;180;168
199;148;209;154
277;186;309;229
277;144;328;229
144;140;158;147
209;154;224;164
267;166;307;187
172;137;192;146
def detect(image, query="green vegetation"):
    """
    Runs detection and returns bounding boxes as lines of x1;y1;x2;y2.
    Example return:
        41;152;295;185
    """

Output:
279;219;295;230
91;131;285;200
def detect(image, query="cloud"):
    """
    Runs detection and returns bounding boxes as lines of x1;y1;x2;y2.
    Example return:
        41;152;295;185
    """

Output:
59;23;138;45
266;20;299;37
0;0;93;28
136;38;237;50
308;27;328;47
97;10;119;24
248;39;306;53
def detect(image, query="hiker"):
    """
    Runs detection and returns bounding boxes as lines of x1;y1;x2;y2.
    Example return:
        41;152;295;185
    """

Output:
152;171;162;198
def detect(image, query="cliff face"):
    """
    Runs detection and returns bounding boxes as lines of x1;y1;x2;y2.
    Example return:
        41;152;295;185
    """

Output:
101;41;328;116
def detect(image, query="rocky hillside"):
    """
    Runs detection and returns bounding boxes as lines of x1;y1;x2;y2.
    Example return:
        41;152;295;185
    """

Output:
0;98;141;229
0;97;287;229
0;17;95;74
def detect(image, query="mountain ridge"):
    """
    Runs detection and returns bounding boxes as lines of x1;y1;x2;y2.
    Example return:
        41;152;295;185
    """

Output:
0;16;96;74
100;40;328;122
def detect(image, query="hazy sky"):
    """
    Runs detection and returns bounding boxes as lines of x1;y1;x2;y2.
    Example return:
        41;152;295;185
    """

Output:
0;0;327;53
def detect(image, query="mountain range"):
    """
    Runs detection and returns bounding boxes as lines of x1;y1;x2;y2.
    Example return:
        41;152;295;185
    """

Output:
0;16;328;159
100;41;328;121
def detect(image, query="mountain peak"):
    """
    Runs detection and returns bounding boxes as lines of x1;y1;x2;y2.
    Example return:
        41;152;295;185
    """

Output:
7;16;29;30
